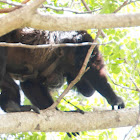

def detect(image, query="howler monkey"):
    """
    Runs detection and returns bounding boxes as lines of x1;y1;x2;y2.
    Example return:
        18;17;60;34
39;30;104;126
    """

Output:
0;28;125;113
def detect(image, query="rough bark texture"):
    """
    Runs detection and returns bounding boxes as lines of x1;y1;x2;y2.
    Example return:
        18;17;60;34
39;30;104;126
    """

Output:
0;0;140;36
30;13;140;31
0;108;139;134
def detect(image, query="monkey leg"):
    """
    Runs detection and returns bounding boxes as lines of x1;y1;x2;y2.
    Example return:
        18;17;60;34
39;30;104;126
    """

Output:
0;74;39;113
20;80;54;110
83;66;125;109
0;48;7;84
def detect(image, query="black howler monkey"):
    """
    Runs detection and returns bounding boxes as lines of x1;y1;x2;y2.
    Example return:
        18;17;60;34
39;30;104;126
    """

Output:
0;28;125;113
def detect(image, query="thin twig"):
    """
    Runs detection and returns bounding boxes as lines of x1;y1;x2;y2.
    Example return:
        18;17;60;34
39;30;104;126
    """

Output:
113;0;138;13
49;30;101;109
42;5;101;14
107;73;138;92
80;0;107;39
0;0;30;13
81;0;90;11
0;0;24;7
63;98;81;110
119;56;140;92
0;41;112;49
123;126;136;140
130;77;140;92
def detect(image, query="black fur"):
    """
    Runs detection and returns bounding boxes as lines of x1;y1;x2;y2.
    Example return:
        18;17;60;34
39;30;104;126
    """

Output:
0;28;125;113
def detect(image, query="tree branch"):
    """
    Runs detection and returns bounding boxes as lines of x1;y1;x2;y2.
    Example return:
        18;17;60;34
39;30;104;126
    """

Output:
0;0;24;7
0;41;112;49
29;12;140;32
49;30;101;109
81;0;91;11
0;0;30;13
113;0;138;13
0;108;139;134
107;73;138;92
0;0;45;36
42;5;101;14
1;2;140;36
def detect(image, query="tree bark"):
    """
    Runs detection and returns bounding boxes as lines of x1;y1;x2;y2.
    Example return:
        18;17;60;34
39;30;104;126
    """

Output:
29;12;140;31
0;0;140;36
0;108;139;134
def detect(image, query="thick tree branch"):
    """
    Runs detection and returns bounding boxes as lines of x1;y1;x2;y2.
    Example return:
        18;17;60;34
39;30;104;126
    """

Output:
0;0;45;36
29;12;140;32
0;108;139;134
0;1;140;36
